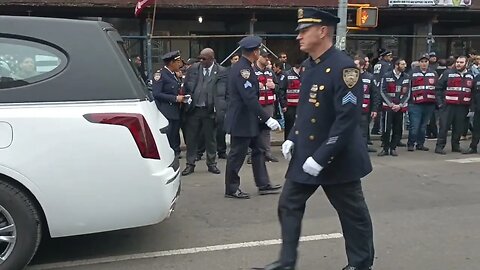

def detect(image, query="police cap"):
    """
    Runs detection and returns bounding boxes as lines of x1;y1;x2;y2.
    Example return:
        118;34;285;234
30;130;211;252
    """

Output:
380;50;393;57
418;53;430;61
429;52;437;57
238;36;263;50
162;50;181;63
296;8;340;31
259;47;270;57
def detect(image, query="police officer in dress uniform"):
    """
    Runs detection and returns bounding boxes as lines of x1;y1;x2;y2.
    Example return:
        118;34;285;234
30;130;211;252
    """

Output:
152;50;185;157
224;36;283;199
435;56;474;155
258;8;374;270
463;74;480;154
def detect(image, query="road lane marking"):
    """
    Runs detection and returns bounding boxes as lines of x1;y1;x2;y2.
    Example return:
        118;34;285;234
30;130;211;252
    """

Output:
28;233;343;270
446;157;480;163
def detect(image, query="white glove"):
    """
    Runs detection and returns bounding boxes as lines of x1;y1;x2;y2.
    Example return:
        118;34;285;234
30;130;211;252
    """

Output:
282;140;294;160
265;117;281;131
467;111;475;118
302;157;323;177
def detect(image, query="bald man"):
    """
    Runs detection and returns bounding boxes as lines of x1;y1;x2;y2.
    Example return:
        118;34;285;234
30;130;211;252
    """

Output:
182;48;228;176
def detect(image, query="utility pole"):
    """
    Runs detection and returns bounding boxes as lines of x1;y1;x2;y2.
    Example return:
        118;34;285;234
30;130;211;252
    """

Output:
336;0;348;50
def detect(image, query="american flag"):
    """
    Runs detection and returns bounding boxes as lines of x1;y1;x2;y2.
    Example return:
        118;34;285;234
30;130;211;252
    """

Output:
135;0;155;17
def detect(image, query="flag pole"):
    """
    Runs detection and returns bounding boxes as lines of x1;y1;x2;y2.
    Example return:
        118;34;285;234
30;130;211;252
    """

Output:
150;0;158;37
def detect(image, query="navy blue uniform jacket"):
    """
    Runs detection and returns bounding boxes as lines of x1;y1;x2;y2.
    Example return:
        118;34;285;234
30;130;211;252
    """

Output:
152;68;181;120
224;56;270;137
285;47;372;185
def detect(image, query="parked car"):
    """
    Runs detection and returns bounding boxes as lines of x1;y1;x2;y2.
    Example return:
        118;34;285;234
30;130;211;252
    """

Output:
0;16;181;270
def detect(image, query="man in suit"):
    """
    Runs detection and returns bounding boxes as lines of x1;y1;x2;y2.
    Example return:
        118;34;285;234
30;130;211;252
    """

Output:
181;48;226;176
152;50;185;157
259;8;374;270
224;36;283;199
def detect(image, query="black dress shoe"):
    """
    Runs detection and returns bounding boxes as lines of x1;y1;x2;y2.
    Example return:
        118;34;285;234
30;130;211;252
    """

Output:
416;145;429;151
225;189;250;199
397;141;406;147
181;165;195;176
435;148;446;155
252;261;294;270
377;149;388;156
462;148;478;154
342;266;372;270
218;153;227;159
258;184;282;195
207;165;221;174
265;155;279;162
390;149;398;156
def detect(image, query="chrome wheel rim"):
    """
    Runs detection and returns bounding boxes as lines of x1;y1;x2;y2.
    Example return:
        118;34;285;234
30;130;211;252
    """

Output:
0;204;16;265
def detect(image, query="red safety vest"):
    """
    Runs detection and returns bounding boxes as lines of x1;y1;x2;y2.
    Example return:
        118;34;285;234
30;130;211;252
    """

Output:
382;74;410;112
410;69;436;104
286;73;301;107
361;77;373;113
445;72;473;105
255;67;276;106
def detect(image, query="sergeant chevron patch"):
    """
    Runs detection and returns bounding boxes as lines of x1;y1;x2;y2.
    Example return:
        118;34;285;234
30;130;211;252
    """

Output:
342;91;357;105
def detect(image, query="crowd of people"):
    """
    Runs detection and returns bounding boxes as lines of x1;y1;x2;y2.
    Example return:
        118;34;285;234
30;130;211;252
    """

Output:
145;42;480;179
358;49;480;156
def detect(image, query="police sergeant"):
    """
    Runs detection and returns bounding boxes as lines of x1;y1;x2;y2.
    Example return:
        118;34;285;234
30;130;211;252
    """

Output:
259;8;374;270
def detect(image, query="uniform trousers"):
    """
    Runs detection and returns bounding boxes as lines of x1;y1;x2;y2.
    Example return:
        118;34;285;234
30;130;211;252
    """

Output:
259;104;275;157
225;135;270;194
185;107;217;167
436;105;469;150
381;111;404;151
278;179;374;269
166;119;181;156
284;106;297;141
469;110;480;149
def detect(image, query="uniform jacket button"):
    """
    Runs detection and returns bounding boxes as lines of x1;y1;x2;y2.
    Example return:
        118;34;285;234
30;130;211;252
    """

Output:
295;130;299;135
319;85;325;91
315;102;320;107
309;135;315;140
311;118;316;123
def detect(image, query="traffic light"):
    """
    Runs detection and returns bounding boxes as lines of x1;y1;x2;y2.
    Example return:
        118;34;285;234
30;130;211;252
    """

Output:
356;7;378;28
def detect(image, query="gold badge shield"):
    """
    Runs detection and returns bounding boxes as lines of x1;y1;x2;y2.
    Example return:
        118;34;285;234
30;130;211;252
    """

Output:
240;69;250;79
343;68;359;88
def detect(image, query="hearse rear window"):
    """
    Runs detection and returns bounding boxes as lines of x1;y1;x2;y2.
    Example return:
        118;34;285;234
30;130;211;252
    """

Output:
0;37;67;89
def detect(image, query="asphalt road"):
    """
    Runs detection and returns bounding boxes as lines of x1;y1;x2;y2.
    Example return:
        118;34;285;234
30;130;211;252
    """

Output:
28;138;480;270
